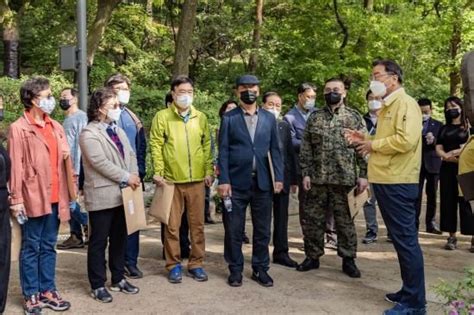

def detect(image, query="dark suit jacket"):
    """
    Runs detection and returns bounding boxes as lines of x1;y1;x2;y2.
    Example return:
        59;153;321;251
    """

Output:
277;120;297;193
422;118;442;174
218;107;283;192
283;106;313;177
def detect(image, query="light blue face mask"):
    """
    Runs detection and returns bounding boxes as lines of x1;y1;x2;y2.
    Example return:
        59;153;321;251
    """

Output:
38;96;56;115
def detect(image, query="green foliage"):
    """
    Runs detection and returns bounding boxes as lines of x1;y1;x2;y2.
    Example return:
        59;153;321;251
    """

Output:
433;267;474;315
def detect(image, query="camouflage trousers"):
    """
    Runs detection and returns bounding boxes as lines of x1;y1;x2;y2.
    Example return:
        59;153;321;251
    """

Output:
302;184;357;259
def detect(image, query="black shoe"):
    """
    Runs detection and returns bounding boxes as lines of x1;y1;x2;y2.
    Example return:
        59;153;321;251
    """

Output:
205;215;216;224
251;270;274;287
110;279;139;294
243;233;250;244
273;254;298;268
444;236;457;250
362;232;378;244
90;287;113;303
228;272;243;287
125;265;143;279
426;227;442;235
385;291;402;304
342;257;361;278
296;257;320;272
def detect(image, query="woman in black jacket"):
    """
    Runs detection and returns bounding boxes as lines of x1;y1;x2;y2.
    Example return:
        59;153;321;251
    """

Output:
0;119;11;314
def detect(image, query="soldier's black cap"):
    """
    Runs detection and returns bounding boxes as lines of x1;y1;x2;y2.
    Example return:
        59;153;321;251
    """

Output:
235;74;260;86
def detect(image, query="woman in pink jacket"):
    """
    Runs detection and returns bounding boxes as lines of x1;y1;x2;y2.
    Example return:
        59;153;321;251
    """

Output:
8;77;71;315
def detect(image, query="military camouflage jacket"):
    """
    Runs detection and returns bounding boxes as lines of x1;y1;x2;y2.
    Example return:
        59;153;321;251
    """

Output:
300;105;367;186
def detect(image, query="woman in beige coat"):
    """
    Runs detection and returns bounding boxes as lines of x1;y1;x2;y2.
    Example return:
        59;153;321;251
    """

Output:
80;87;141;303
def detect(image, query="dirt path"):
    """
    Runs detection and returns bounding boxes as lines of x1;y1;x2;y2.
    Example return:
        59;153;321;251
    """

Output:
5;195;472;314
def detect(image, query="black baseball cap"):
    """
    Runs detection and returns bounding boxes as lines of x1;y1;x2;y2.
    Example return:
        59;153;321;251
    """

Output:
235;74;260;86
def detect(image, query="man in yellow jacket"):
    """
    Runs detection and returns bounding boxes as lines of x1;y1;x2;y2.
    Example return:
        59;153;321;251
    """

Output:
346;60;425;315
149;76;214;284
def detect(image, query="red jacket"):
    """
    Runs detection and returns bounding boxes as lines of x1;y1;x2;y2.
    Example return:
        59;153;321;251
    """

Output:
8;112;71;221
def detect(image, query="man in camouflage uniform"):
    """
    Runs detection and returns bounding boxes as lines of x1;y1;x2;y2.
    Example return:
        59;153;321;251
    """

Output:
297;78;368;278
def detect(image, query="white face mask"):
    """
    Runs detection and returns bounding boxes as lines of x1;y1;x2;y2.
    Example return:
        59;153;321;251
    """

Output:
368;100;382;111
369;80;387;97
176;95;193;109
117;90;130;105
107;108;122;122
303;99;315;110
267;108;280;120
422;114;430;121
38;97;56;115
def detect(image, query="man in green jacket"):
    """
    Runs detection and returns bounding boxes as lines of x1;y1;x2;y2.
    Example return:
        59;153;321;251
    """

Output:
150;76;214;284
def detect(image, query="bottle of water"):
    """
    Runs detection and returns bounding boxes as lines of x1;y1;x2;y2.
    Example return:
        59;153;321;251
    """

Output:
223;196;232;212
17;210;28;225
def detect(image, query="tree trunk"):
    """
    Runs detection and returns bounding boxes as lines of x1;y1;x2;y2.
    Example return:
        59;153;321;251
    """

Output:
86;0;122;66
333;0;348;60
247;0;263;74
172;0;198;78
449;12;462;95
3;21;19;78
364;0;374;11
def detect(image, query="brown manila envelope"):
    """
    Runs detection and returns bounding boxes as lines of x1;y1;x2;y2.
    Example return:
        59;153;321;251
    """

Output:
10;217;21;262
121;187;147;235
64;156;77;200
149;182;175;225
347;187;369;219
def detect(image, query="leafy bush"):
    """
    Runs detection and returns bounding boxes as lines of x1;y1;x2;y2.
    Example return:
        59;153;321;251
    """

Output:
433;267;474;315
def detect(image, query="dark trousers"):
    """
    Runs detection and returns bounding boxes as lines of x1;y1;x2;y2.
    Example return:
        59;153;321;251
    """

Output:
0;190;11;313
439;162;462;233
459;199;474;235
373;184;426;309
272;192;290;257
87;206;127;290
125;231;140;268
415;166;439;230
223;178;272;273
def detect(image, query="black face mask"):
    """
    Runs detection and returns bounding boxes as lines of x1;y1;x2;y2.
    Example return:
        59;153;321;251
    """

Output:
240;90;257;105
446;108;461;119
324;92;342;106
59;99;71;111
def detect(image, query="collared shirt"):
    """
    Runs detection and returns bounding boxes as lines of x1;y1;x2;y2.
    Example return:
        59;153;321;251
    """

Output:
383;87;403;105
241;106;259;170
25;111;60;203
296;105;312;121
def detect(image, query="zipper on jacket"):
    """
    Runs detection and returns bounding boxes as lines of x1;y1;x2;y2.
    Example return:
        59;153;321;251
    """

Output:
184;122;193;181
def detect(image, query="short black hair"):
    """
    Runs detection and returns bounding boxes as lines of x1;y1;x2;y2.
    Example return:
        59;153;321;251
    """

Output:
297;82;317;95
171;75;194;91
324;77;345;87
365;90;373;100
262;91;281;104
87;87;117;123
164;92;173;107
61;87;78;98
20;76;50;110
372;59;403;83
104;73;131;88
418;98;432;108
219;100;238;118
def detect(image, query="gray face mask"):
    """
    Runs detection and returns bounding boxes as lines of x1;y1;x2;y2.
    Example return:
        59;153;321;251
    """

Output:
303;99;315;110
38;97;56;115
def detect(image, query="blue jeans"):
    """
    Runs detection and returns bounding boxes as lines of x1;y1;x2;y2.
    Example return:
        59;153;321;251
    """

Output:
373;184;426;309
69;201;88;238
20;204;60;297
125;231;140;268
363;184;378;235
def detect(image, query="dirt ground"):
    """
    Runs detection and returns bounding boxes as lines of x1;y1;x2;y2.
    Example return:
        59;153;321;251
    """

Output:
4;193;473;315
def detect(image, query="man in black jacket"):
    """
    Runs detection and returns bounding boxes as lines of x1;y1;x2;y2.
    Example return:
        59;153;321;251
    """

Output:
262;92;298;267
416;98;443;234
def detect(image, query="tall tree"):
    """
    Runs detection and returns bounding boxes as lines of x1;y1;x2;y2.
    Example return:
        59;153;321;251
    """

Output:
172;0;198;78
0;0;30;78
248;0;263;73
87;0;122;66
